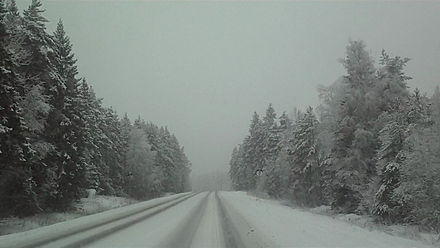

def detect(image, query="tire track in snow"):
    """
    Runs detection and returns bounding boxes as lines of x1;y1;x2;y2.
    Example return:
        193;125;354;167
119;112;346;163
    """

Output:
42;193;199;248
158;192;210;248
190;192;226;248
217;191;278;248
215;191;242;248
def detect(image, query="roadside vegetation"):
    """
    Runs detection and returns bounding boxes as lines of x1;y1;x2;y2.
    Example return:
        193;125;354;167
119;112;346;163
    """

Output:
230;40;440;234
0;0;191;219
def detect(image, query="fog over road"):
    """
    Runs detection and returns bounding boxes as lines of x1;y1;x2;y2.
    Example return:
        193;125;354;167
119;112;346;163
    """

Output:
83;192;432;248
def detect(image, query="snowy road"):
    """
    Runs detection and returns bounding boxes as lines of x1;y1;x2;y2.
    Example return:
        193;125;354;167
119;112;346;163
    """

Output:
19;191;433;248
85;192;225;248
82;191;434;248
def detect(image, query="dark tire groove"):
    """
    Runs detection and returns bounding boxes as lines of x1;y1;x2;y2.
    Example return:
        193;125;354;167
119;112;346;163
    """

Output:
215;191;244;248
158;192;210;248
50;193;198;248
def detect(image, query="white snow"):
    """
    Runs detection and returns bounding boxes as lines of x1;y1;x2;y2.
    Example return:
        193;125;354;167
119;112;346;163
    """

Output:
0;193;190;248
219;191;435;248
190;193;225;248
2;191;436;248
85;193;209;248
86;192;226;248
0;195;137;236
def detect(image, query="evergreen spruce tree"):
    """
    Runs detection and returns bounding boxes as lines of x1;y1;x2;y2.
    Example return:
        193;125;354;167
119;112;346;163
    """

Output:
4;0;25;68
261;105;287;197
0;1;37;216
374;89;431;221
44;19;87;209
98;107;124;195
326;40;378;212
229;145;248;190
287;107;322;206
374;101;407;221
17;0;56;210
77;79;103;192
262;104;281;163
124;125;154;199
397;121;440;231
119;113;131;193
245;112;264;190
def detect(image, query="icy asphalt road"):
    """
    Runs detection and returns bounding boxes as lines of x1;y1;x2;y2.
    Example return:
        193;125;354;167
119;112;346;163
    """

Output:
85;191;433;248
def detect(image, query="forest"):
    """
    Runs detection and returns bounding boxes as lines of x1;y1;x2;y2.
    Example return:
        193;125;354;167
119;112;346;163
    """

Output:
0;0;191;217
230;40;440;232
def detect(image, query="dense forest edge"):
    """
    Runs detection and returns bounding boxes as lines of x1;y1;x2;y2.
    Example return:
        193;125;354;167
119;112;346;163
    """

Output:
229;40;440;233
0;0;191;218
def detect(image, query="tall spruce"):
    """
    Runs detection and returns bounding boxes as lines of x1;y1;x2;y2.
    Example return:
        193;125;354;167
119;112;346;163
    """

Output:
288;107;322;206
0;1;36;216
325;40;378;212
44;19;87;209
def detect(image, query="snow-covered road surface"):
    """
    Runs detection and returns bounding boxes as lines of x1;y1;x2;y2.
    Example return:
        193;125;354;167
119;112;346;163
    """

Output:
86;192;227;248
3;191;435;248
86;191;433;248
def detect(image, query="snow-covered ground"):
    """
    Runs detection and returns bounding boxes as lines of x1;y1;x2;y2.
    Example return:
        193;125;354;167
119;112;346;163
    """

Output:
190;192;225;248
220;191;435;248
0;193;190;248
87;192;227;248
1;191;436;247
87;191;437;247
307;205;439;245
0;195;137;236
85;192;210;247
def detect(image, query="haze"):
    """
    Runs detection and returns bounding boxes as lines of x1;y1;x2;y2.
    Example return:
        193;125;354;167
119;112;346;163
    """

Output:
16;0;440;178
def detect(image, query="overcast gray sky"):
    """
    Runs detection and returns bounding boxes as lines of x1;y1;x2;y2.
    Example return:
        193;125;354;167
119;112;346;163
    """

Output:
17;1;440;177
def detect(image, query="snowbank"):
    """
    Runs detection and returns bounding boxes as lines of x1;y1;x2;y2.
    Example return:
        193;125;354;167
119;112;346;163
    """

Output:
0;195;137;236
308;205;440;245
0;193;190;248
76;195;138;216
220;191;436;248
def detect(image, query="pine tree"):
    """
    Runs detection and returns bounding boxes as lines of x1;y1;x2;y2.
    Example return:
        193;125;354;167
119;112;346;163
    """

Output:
119;113;131;192
374;100;407;221
245;112;264;190
44;19;87;209
125;126;155;199
326;40;379;212
287;107;322;206
0;1;37;216
4;0;19;27
374;90;431;221
4;0;25;67
397;123;440;231
262;104;281;163
155;127;178;193
229;145;248;190
77;79;103;191
16;0;56;210
376;50;411;113
98;107;124;195
21;0;53;92
261;106;288;197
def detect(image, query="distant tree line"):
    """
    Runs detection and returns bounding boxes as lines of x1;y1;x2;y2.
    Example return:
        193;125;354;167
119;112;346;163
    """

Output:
230;40;440;232
0;0;190;217
191;170;232;192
